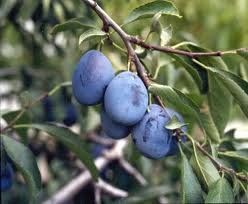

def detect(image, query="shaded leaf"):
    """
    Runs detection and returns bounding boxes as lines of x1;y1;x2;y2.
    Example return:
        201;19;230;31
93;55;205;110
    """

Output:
190;148;220;190
187;44;231;135
2;110;30;143
194;60;248;118
79;28;106;49
50;18;96;35
149;84;220;143
124;0;181;25
2;135;41;203
218;150;248;163
205;178;234;203
14;124;98;180
180;148;203;203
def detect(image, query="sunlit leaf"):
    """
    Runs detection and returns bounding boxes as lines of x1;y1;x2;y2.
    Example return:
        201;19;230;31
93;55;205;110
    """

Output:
79;28;107;49
124;0;181;25
50;18;97;35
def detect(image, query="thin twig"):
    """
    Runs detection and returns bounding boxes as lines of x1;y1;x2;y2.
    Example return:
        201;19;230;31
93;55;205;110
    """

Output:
96;179;128;198
119;158;148;186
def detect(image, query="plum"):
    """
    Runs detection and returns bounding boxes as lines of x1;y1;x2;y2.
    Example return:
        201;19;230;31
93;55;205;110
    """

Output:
104;71;148;125
72;50;114;105
63;103;78;126
1;162;13;191
42;97;55;122
101;108;130;139
131;104;173;159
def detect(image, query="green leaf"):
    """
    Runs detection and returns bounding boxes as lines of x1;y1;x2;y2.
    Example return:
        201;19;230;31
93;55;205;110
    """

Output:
165;116;187;130
207;73;232;135
218;150;248;163
190;148;220;190
180;148;203;203
149;84;220;143
186;44;231;135
79;28;107;49
205;178;234;203
118;184;172;204
2;110;30;143
194;60;248;118
2;135;41;203
169;54;205;93
14;124;99;181
237;48;248;61
124;0;181;25
50;18;97;35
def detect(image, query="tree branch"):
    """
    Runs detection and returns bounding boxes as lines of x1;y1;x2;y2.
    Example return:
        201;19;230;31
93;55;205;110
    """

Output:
82;0;165;108
43;139;128;204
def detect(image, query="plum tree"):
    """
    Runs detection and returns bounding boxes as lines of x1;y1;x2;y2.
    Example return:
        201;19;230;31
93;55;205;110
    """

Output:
104;71;148;125
1;162;13;191
101;108;130;139
63;103;78;126
72;50;115;105
131;104;181;159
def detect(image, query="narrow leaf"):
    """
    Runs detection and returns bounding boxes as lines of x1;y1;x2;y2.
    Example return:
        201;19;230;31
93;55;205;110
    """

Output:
2;135;41;203
218;150;248;163
180;148;203;203
124;0;181;25
190;148;220;190
205;178;234;203
50;18;96;35
79;28;106;49
14;124;98;180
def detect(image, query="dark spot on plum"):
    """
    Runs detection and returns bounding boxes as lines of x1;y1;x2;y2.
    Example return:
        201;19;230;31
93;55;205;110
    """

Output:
133;138;137;144
143;117;156;142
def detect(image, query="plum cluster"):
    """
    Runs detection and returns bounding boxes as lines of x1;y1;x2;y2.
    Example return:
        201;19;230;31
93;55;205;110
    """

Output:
72;50;186;159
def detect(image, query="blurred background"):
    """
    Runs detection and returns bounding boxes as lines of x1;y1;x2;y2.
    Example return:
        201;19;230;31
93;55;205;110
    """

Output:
1;0;248;203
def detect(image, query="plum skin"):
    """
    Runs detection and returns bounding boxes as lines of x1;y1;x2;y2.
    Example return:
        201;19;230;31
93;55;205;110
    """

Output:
1;162;13;191
63;104;77;126
101;109;130;139
72;50;114;105
104;71;148;126
131;105;187;159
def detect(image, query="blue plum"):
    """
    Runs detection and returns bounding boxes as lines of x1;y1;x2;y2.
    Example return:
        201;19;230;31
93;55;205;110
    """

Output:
72;50;115;105
104;71;148;125
101;109;130;139
1;162;13;191
131;104;173;159
42;97;55;122
63;104;78;126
